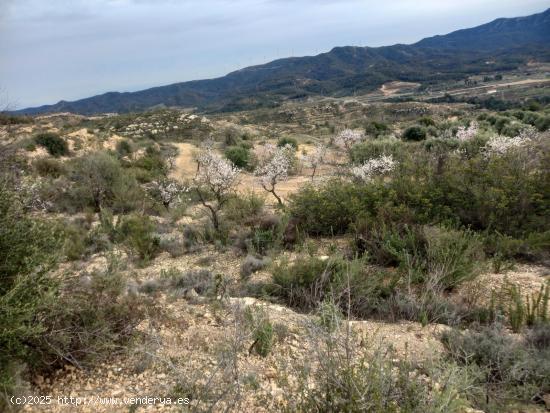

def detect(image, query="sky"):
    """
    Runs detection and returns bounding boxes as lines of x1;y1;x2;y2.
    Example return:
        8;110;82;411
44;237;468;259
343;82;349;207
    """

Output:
0;0;548;108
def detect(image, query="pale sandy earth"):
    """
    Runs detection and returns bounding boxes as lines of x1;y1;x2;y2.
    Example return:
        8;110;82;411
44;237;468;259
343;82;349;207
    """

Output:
455;264;550;308
380;81;421;96
101;133;126;152
23;297;448;413
168;142;198;182
66;128;101;152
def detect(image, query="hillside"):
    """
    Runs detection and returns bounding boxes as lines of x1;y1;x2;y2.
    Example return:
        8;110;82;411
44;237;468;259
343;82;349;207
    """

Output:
15;8;550;115
3;92;550;412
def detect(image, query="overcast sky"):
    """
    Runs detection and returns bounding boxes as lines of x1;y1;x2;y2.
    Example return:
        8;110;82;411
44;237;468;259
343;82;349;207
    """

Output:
0;0;548;108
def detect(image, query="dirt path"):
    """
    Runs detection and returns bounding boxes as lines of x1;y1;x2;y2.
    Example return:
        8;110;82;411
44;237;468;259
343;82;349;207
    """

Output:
169;142;198;181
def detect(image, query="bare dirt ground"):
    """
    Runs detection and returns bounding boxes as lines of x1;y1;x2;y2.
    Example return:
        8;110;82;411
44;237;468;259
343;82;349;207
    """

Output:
24;296;447;413
169;142;198;182
455;264;550;308
380;81;421;96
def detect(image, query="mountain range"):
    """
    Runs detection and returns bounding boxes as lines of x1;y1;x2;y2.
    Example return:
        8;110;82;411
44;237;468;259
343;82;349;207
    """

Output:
15;8;550;115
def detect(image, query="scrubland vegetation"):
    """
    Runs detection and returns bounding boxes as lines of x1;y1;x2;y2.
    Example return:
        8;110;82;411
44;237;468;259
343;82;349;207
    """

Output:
1;97;549;412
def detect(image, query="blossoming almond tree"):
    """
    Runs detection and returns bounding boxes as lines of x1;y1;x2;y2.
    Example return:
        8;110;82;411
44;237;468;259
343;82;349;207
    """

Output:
456;121;479;142
334;129;365;154
483;127;536;157
350;154;397;182
301;143;327;181
194;148;240;230
149;178;189;209
255;144;294;206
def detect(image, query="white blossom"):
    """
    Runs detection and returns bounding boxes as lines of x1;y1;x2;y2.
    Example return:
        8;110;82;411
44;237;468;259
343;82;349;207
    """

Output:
334;129;365;151
301;144;327;168
516;125;539;141
193;147;240;229
149;178;189;208
456;122;478;142
483;128;535;157
350;154;397;182
301;144;327;180
255;144;294;205
194;148;240;193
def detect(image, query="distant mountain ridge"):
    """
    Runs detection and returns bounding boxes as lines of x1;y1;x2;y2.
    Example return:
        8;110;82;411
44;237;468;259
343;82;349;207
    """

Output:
15;8;550;115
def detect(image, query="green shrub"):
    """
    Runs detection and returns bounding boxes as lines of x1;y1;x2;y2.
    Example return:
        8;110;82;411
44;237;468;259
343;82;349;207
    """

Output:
493;116;510;134
224;192;265;225
0;184;62;404
245;307;274;357
354;222;483;290
423;138;460;154
349;139;405;164
434;151;550;237
130;146;167;181
535;115;550;131
33;158;66;177
277;136;298;150
426;125;439;136
110;170;146;213
288;180;387;235
271;256;336;311
286;315;473;412
525;100;542;111
364;121;389;138
402;126;427;141
0;186;145;410
68;152;144;213
224;145;252;169
40;258;146;371
249;227;279;255
441;324;550;409
69;152;122;212
63;223;88;261
34;132;69;157
418;116;436;127
115;139;133;157
422;226;483;290
270;255;398;317
117;214;160;263
506;282;549;332
501;123;522;137
291;139;550;241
